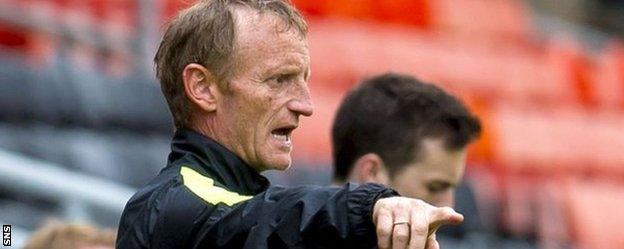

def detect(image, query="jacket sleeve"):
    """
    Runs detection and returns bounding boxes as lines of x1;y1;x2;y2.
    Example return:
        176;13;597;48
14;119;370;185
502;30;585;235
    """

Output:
153;182;398;249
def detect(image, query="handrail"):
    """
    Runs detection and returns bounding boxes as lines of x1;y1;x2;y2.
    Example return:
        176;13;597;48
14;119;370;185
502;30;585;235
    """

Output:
0;149;135;216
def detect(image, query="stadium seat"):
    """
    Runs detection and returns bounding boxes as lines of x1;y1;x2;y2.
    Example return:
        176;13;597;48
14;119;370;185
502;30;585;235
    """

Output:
93;75;171;132
488;104;624;175
427;0;532;41
292;0;431;29
0;53;39;122
501;175;539;238
0;123;169;187
307;19;575;104
0;23;29;50
564;178;624;249
545;37;594;107
293;0;531;40
0;198;55;230
535;177;574;249
590;41;624;110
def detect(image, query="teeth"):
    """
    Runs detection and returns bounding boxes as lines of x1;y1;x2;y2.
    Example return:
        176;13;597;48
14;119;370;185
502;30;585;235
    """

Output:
272;133;290;142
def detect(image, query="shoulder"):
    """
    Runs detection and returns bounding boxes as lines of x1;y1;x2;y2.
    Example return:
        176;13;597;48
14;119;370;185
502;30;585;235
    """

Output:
117;168;212;248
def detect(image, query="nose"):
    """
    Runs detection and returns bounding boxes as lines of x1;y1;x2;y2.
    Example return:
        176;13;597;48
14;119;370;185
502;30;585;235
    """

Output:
287;83;314;117
434;191;455;208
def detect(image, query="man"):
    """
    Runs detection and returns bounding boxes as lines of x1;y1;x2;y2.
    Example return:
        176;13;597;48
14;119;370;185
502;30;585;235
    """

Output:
25;220;115;249
116;1;463;248
332;73;482;208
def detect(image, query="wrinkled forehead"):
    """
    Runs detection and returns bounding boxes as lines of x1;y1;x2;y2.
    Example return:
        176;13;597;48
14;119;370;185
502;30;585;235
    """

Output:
232;7;308;53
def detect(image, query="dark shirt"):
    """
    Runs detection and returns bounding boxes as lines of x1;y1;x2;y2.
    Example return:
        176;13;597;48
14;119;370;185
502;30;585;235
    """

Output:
116;129;397;248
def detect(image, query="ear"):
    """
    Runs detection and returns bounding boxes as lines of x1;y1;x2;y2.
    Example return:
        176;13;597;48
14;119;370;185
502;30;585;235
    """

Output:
182;63;221;112
349;153;391;184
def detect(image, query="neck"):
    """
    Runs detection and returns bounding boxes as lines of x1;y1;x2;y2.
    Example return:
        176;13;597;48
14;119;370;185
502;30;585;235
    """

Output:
190;116;259;172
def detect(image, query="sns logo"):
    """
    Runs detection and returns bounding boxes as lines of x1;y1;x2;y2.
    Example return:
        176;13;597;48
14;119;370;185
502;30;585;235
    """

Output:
2;225;9;246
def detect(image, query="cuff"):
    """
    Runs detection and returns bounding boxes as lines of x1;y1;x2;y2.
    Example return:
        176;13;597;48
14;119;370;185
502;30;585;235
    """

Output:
347;183;399;246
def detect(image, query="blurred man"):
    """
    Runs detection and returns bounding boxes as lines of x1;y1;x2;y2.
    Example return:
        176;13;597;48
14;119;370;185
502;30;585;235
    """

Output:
332;73;482;208
24;220;115;249
116;1;463;249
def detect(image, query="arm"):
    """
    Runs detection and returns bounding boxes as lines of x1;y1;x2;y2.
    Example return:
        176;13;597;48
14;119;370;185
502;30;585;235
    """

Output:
185;183;397;248
143;180;461;249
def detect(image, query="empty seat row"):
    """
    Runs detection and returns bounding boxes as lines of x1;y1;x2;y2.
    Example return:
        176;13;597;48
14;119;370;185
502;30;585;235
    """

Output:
479;103;624;175
0;53;172;132
306;19;595;106
291;0;531;41
494;175;624;249
0;123;170;187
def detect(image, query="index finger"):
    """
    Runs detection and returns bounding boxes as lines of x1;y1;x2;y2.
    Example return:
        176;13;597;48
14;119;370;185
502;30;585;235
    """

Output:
427;207;464;236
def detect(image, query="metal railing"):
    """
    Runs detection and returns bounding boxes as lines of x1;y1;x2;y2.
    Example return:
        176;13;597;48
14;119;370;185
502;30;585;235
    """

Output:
0;149;135;223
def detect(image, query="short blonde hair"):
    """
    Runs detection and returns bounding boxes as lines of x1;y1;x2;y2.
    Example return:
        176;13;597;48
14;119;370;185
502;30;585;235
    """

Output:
155;0;308;128
24;220;116;249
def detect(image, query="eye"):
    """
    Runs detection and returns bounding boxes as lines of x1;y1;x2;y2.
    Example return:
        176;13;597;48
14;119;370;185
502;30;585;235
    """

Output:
426;182;451;194
270;73;297;84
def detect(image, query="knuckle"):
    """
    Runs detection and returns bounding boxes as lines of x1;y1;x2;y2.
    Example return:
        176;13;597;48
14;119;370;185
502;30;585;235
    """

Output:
396;201;409;211
394;230;409;242
412;224;428;236
439;206;454;214
410;198;427;209
377;227;391;238
432;207;454;220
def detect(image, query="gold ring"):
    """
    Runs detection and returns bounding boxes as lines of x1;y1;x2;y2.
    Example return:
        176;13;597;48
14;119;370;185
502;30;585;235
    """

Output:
393;221;409;226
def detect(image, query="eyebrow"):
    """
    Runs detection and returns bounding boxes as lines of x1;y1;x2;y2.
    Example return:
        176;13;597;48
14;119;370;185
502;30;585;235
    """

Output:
429;180;458;188
265;65;307;79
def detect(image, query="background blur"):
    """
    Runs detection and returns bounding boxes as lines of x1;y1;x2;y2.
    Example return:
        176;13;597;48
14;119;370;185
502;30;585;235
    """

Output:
1;0;624;248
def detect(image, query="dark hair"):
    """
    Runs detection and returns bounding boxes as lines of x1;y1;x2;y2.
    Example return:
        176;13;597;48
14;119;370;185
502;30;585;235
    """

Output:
155;0;307;129
332;73;482;182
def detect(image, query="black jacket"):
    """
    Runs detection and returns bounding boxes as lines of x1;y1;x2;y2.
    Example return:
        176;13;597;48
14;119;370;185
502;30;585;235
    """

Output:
116;129;397;248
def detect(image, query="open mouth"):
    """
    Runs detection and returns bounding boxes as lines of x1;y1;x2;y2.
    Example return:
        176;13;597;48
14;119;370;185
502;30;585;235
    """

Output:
271;126;296;144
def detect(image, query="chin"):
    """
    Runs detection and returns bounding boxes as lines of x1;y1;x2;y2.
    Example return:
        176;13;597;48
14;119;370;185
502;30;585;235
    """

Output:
264;154;292;171
270;160;292;171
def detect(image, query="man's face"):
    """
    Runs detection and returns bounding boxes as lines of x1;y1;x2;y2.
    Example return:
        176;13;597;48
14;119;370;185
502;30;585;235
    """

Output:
213;9;313;171
390;138;467;207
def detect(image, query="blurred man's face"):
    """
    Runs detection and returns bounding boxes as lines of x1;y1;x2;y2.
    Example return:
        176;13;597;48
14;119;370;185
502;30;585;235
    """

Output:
80;246;114;249
390;138;467;207
214;9;313;171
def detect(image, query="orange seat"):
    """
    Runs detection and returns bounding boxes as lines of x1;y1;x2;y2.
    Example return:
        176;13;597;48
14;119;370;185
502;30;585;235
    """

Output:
564;179;624;249
294;0;530;38
428;0;532;41
489;104;624;175
545;37;594;107
307;19;576;104
535;177;574;248
292;0;432;29
590;41;624;110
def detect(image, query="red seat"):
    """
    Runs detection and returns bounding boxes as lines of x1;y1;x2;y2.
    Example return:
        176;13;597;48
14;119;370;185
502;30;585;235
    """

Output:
292;0;432;29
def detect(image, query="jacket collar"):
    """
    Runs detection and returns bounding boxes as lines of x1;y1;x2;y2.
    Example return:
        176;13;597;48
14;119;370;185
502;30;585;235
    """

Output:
168;129;269;195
